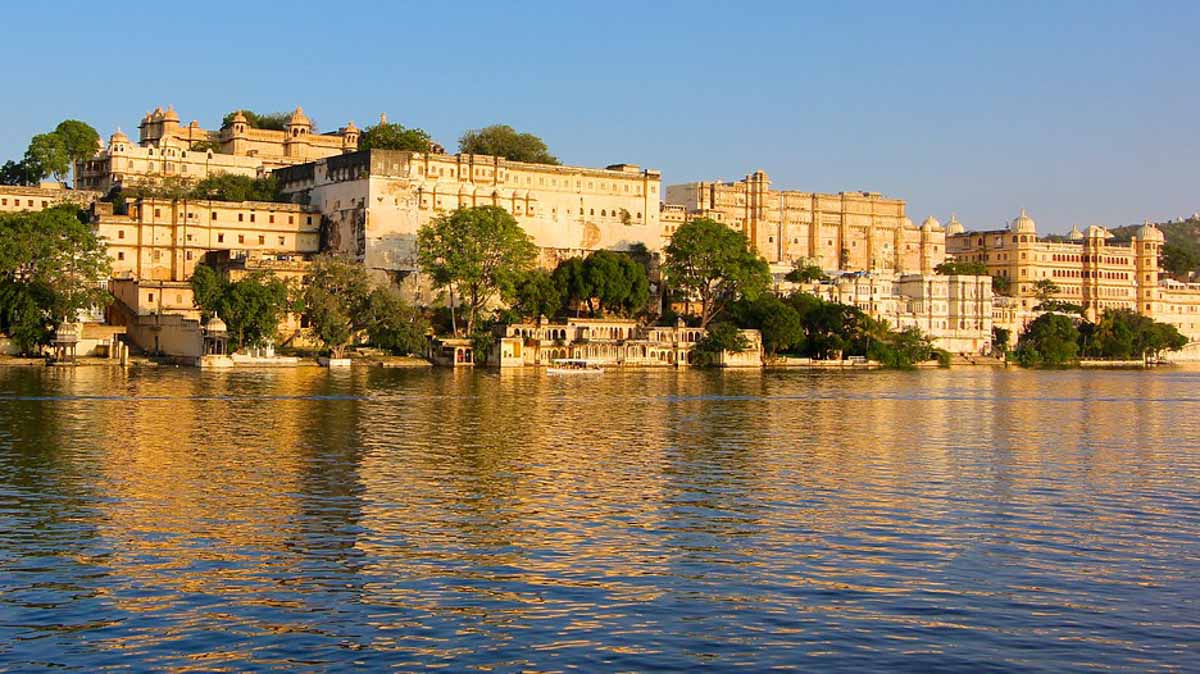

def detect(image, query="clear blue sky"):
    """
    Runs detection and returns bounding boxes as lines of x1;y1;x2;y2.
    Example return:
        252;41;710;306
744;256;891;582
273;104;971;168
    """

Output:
3;1;1197;233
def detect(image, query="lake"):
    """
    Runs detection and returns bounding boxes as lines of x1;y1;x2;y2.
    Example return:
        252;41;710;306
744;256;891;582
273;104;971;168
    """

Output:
0;365;1197;672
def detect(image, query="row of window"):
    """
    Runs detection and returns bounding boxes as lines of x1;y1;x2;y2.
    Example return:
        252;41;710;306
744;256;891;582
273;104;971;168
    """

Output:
145;208;313;226
0;198;49;208
415;166;654;194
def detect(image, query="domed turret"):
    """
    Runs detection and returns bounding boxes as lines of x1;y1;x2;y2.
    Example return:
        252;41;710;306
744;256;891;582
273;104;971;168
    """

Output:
945;213;964;235
901;217;916;230
1136;220;1165;242
230;110;248;124
162;104;179;122
151;106;164;121
1067;224;1084;241
921;216;941;232
109;129;129;152
287;106;312;128
1011;208;1037;234
205;316;228;334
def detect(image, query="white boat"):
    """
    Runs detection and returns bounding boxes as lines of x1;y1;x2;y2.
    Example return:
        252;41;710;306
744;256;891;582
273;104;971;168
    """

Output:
547;358;605;374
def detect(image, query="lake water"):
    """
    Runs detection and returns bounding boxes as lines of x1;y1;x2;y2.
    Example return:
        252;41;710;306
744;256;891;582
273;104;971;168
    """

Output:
0;365;1197;672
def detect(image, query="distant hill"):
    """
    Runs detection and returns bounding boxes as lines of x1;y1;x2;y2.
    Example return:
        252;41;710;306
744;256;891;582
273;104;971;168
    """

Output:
1109;217;1200;278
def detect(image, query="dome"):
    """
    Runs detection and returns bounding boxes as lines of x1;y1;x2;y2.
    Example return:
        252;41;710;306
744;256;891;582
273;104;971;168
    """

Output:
900;217;916;230
1011;208;1037;234
343;120;357;132
288;106;312;127
921;216;941;231
205;316;228;334
162;104;179;122
109;128;129;145
1067;224;1084;241
945;213;964;235
1136;221;1165;242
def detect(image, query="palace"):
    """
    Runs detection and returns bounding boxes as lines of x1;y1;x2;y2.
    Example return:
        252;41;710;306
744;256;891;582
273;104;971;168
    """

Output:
789;271;995;354
665;171;945;273
0;183;101;213
76;105;361;193
275;149;663;291
946;210;1200;352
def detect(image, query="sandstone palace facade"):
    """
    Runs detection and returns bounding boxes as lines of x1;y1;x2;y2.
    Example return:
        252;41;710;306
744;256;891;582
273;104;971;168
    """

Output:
666;170;945;273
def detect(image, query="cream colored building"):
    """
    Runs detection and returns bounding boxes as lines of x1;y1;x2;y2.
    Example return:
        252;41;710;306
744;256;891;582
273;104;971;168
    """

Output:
487;317;762;368
0;183;101;213
276;149;663;292
666;170;945;273
91;198;320;281
792;271;995;354
76;105;361;193
947;211;1200;355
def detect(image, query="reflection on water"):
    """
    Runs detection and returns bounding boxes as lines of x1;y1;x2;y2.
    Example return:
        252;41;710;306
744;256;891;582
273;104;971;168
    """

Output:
0;366;1197;671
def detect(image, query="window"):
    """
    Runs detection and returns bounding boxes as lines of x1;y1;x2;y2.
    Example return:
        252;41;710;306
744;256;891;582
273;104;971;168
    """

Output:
148;293;154;302
278;236;286;245
218;234;224;243
154;209;161;218
288;215;294;224
258;235;265;245
250;214;255;223
238;235;245;244
211;212;217;220
238;213;244;222
117;252;125;261
117;230;125;239
186;251;193;260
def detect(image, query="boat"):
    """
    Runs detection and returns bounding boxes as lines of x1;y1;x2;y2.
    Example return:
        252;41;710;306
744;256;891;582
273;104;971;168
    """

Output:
547;358;605;374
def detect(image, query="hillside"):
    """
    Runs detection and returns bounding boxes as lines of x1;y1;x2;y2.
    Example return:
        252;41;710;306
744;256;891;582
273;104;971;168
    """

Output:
1109;217;1200;278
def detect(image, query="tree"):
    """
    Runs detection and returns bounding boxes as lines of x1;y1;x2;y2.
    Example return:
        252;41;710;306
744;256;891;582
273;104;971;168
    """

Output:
365;286;429;355
992;275;1012;296
785;263;825;283
580;250;649;317
189;265;290;352
552;256;591;318
1033;279;1061;305
458;125;560;164
359;121;433;152
507;268;562;320
934;260;988;276
691;321;751;367
222;110;293;131
662;218;772;329
191;173;282;202
53;120;100;167
1161;243;1199;278
0;160;37;186
417;206;538;336
0;207;111;354
1014;313;1079;367
729;294;805;357
1090;308;1188;360
24;133;70;182
992;326;1011;353
300;255;373;357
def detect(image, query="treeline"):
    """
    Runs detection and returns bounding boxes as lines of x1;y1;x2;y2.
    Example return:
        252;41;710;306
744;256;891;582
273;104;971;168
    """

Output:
1;120;100;185
117;174;287;204
0;207;111;354
1014;310;1187;366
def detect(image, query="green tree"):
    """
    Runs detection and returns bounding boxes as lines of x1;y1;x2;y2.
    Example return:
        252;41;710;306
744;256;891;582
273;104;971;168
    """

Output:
729;294;805;357
417;206;538;336
992;326;1011;353
581;250;649;316
365;286;429;355
222;110;293;131
691;321;751;367
1014;313;1080;366
189;265;289;352
992;275;1012;296
507;268;562;320
53;120;100;167
663;218;772;329
23;133;69;182
0;160;37;186
784;263;826;283
458;125;560;164
191;173;282;202
359;121;433;152
1033;278;1061;305
300;255;373;357
552;256;592;317
934;260;988;276
1161;243;1199;278
0;207;111;353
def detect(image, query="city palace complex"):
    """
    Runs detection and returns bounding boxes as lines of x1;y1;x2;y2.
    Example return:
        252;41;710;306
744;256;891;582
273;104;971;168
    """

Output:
5;103;1200;364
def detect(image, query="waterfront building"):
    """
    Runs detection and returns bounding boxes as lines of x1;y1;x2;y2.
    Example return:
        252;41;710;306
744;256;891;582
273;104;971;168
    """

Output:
665;170;945;273
91;198;320;282
946;211;1200;352
275;149;663;293
790;271;995;354
483;317;762;368
0;183;101;213
76;105;361;193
